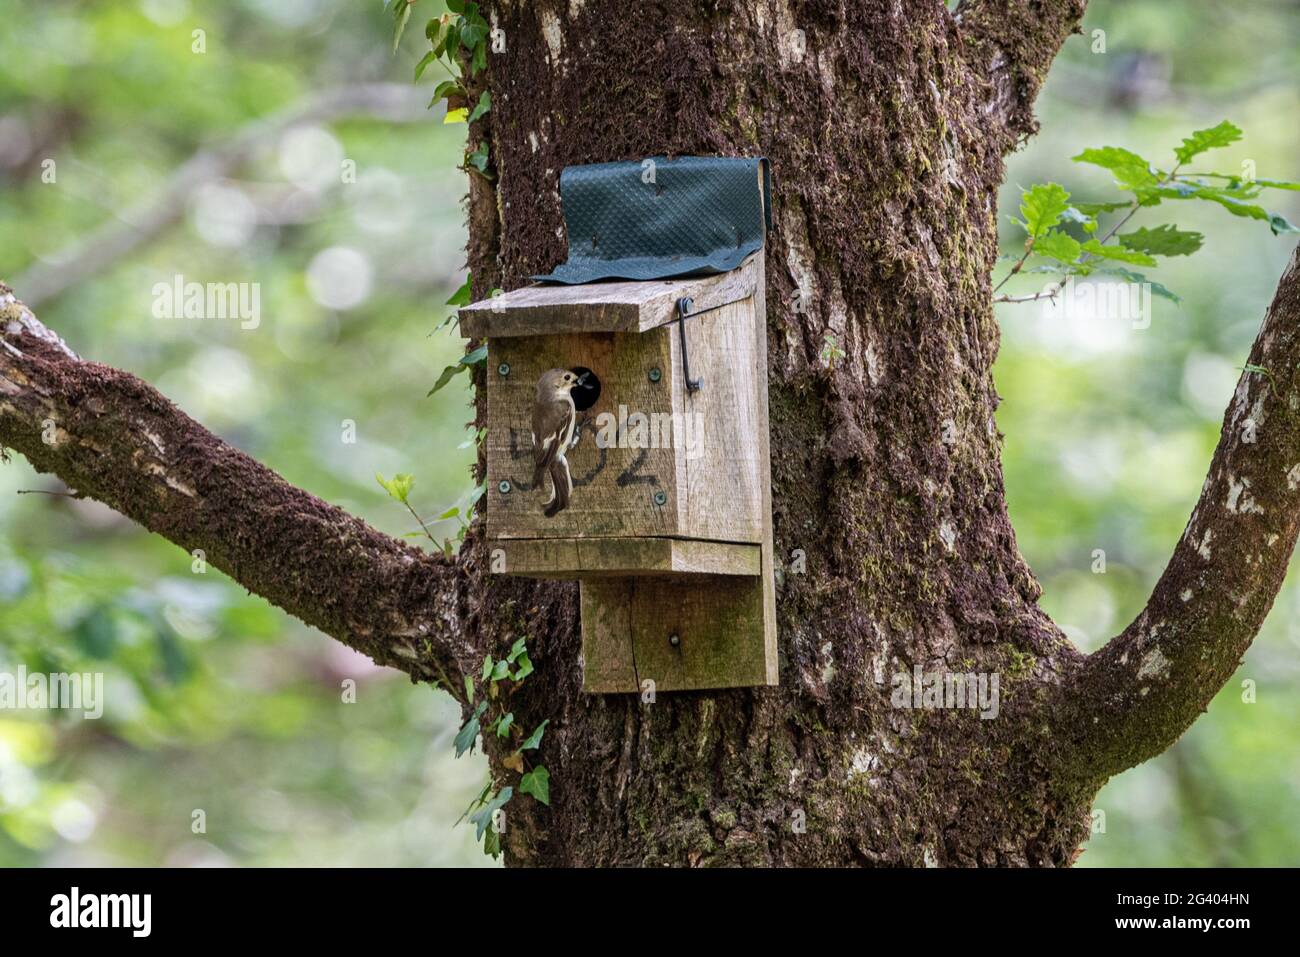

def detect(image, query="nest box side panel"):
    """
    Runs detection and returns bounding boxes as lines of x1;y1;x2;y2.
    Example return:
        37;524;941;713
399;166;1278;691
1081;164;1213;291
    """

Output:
672;297;764;544
486;330;681;540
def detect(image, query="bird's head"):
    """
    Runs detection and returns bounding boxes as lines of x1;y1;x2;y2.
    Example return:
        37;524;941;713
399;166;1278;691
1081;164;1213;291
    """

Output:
537;367;583;398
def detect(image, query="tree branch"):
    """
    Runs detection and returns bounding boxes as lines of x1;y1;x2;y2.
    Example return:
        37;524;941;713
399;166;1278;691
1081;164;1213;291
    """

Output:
954;0;1089;150
0;281;476;690
13;83;431;308
1055;245;1300;783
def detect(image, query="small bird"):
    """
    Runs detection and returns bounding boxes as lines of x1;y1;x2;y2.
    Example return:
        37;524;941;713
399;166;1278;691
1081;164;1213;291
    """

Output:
532;368;586;517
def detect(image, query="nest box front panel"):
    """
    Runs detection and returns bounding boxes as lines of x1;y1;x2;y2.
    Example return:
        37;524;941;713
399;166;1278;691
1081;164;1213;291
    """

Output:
486;330;682;540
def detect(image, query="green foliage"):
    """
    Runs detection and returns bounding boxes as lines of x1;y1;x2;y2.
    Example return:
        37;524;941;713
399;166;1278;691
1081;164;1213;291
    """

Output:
375;471;414;504
468;91;491;124
997;121;1299;303
1018;182;1072;238
467;786;512;842
427;344;487;397
519;766;551;806
1174;120;1242;165
1073;146;1159;190
454;701;488;757
819;333;846;369
435;275;473;335
1032;230;1082;264
454;638;550;857
519;719;548;752
394;0;493;176
1118;225;1203;257
376;471;481;557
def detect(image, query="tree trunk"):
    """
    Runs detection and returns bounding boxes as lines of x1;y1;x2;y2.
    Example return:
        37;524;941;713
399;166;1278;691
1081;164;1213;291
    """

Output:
5;0;1300;868
463;0;1095;866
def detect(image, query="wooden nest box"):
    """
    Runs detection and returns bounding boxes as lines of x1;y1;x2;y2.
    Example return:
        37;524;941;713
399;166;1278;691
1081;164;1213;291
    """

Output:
459;252;777;693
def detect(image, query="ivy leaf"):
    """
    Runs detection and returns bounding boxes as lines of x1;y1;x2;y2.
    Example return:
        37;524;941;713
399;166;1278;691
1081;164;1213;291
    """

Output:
427;345;488;397
454;701;488;757
428;79;461;110
1174;120;1242;165
468;786;512;841
496;712;514;737
467;140;491;176
1032;230;1082;264
482;825;501;858
1118;224;1203;257
414;50;438;81
519;766;550;806
461;19;488;49
1269;213;1300;235
375;472;414;504
468;90;491;123
506;637;527;663
391;1;412;53
511;652;533;681
427;361;468;397
428;19;454;57
464;674;475;704
520;719;548;751
1018;183;1070;238
444;107;468;124
455;780;493;826
446;274;473;306
1081;238;1158;267
1073;146;1159;190
502;751;525;773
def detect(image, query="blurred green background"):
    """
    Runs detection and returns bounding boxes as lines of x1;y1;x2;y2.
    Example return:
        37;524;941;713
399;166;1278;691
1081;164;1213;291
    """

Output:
0;0;1296;867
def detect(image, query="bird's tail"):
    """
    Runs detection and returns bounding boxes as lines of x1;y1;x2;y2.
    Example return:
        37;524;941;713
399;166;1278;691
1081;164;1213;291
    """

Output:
543;455;572;518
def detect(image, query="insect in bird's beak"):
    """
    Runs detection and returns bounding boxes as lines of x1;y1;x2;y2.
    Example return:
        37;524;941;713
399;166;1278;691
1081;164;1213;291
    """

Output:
573;371;590;387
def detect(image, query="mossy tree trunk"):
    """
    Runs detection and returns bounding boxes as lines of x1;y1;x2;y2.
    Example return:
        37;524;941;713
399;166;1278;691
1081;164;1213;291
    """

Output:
5;0;1300;867
458;0;1098;867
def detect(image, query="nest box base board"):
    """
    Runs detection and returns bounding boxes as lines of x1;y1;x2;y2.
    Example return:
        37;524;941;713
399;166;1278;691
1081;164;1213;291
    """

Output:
491;536;760;578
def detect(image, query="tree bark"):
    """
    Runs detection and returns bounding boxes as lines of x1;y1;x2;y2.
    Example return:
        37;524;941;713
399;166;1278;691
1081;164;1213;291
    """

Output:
4;0;1300;867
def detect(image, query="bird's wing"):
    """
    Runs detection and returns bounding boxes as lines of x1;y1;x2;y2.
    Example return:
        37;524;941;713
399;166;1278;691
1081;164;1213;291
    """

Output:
532;399;570;486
